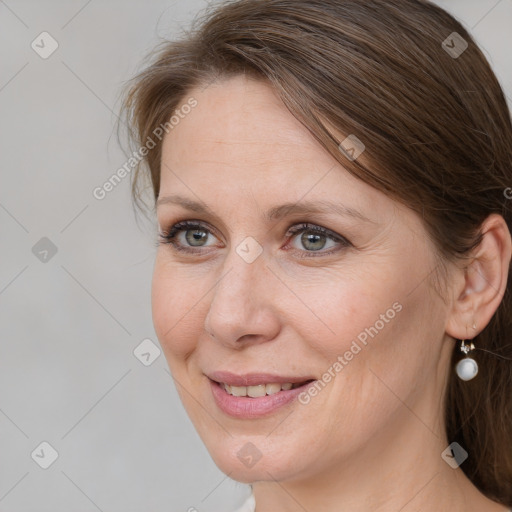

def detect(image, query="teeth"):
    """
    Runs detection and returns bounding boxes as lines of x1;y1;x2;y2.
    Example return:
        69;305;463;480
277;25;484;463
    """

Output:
221;381;305;397
265;383;282;395
248;385;266;398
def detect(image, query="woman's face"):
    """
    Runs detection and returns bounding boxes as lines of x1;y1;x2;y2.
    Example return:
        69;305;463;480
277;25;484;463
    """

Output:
152;75;453;483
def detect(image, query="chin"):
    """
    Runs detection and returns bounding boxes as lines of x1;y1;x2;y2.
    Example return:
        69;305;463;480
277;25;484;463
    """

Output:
203;436;307;483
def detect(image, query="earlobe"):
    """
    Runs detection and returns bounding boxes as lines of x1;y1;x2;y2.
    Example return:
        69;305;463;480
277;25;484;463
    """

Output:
445;213;512;341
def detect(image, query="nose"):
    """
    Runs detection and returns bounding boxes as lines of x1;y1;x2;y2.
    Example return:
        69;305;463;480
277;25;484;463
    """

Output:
203;246;281;347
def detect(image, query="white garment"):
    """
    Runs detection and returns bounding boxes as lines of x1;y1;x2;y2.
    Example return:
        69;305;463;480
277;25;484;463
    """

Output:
232;491;255;512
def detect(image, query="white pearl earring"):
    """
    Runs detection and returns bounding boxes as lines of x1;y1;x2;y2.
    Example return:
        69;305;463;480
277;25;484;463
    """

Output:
455;340;478;381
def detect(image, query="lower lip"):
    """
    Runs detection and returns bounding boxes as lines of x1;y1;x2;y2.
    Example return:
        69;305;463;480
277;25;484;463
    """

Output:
209;378;316;418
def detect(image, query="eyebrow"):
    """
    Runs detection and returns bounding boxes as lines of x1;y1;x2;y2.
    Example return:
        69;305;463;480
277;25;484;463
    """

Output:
156;194;373;223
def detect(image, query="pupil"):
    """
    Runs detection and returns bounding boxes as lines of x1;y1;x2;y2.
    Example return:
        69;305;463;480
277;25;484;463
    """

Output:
302;232;325;251
187;230;207;246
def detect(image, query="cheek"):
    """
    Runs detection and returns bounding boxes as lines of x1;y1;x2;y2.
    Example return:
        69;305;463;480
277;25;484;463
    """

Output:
151;256;206;361
287;270;441;454
293;258;436;408
289;264;405;360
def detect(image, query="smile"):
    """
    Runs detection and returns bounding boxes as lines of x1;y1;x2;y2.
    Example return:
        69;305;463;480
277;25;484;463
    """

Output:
219;381;311;397
207;373;317;418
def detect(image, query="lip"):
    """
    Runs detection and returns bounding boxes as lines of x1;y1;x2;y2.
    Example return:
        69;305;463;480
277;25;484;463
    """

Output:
207;370;316;387
208;376;317;419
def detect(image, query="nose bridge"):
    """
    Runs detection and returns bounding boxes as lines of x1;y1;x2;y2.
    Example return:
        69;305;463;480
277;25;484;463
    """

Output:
204;240;279;344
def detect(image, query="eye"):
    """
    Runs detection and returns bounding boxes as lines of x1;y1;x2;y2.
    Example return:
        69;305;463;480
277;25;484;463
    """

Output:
157;220;220;253
157;220;351;257
285;223;351;257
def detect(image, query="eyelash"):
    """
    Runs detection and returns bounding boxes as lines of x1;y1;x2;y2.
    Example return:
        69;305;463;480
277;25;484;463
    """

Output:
157;220;351;258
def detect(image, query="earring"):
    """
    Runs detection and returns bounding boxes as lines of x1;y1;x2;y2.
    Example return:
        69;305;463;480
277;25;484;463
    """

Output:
455;339;479;381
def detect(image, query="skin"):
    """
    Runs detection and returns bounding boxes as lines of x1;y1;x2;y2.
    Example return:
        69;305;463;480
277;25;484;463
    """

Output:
152;75;511;512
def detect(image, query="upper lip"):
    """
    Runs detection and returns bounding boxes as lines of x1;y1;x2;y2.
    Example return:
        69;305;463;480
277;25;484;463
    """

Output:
207;371;316;387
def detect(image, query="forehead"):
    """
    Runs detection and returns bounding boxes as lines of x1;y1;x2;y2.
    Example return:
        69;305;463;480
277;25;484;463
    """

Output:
158;75;393;221
162;75;323;168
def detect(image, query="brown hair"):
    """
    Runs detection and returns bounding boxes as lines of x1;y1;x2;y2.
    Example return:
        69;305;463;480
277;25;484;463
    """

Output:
121;0;512;503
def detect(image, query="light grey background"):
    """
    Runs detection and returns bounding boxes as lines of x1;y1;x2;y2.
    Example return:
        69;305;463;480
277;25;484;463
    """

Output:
0;1;511;511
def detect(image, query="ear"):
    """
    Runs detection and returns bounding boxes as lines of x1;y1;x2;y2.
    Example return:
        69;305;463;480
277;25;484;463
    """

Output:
445;213;512;340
